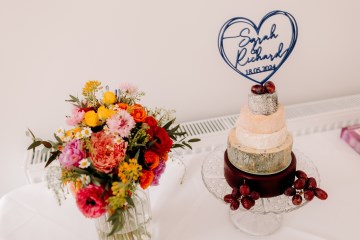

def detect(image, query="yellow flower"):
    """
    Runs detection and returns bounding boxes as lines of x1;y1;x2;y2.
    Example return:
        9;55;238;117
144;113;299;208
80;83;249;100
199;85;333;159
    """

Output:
84;110;100;127
118;159;142;184
97;106;115;120
103;91;116;105
82;80;102;97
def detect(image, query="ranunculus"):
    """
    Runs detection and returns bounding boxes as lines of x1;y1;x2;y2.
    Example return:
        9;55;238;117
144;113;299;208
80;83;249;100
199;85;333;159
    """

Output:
130;104;147;122
97;106;115;120
117;103;128;111
140;170;154;190
66;107;85;126
84;110;100;127
76;184;109;218
144;151;159;170
90;131;126;173
103;91;116;105
144;116;157;127
147;126;173;155
58;139;85;168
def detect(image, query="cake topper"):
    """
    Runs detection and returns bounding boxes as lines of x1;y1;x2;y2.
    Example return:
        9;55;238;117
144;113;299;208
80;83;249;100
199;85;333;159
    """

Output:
218;10;298;85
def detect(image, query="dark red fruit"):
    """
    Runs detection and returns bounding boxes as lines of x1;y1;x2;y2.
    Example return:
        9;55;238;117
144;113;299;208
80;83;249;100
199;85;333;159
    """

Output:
293;177;306;189
304;189;315;201
241;196;255;210
224;194;234;204
249;191;260;200
292;194;303;205
306;177;317;189
230;199;240;210
239;184;250;196
295;170;308;179
314;188;328;200
284;187;296;196
264;81;275;93
251;85;266;94
231;188;240;198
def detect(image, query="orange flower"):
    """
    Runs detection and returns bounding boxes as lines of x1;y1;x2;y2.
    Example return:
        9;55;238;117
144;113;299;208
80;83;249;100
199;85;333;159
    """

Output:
160;152;168;162
130;104;147;122
118;103;128;111
144;151;160;170
140;170;154;189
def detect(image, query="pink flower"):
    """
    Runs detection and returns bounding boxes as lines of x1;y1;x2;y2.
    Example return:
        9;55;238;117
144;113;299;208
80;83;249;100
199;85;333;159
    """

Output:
66;107;85;126
151;160;166;186
90;131;127;173
76;184;109;218
59;139;85;168
106;110;135;138
120;82;138;97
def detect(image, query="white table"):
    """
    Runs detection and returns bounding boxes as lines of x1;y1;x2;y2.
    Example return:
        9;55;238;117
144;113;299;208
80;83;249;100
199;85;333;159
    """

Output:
1;129;359;240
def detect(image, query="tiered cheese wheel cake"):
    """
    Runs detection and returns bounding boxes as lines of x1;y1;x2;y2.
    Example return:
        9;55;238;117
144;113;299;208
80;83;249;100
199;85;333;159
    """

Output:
224;83;296;198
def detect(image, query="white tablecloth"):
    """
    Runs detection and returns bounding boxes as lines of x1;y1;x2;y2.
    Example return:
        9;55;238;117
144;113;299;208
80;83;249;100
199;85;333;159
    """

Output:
1;129;359;240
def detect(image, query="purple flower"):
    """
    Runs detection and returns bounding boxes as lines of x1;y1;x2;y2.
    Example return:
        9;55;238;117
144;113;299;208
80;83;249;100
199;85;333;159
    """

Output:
151;160;166;186
59;139;85;168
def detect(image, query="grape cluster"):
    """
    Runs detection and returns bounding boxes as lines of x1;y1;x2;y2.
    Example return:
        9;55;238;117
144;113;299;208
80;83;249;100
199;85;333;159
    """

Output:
223;183;260;210
251;81;275;94
284;170;328;205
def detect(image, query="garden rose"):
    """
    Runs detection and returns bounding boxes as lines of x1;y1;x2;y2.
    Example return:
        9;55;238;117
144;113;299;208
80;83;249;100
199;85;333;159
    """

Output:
144;151;160;170
76;184;109;218
130;104;147;122
90;131;126;173
140;170;154;189
144;116;157;127
117;103;128;111
147;126;173;155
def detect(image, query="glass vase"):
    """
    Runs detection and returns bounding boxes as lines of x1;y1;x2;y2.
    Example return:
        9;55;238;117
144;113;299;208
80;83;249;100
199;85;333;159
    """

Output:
95;188;152;240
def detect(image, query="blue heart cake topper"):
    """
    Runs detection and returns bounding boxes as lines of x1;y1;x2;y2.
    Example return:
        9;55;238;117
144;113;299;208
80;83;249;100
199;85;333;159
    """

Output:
218;10;298;85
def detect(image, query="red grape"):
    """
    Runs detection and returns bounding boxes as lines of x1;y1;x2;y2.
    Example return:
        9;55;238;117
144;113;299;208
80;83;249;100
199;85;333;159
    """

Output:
292;194;303;205
224;194;234;204
314;188;328;200
306;177;317;189
230;199;240;210
284;187;296;196
295;170;308;179
241;196;255;210
251;85;266;94
264;81;276;93
249;191;260;200
293;177;306;189
239;184;251;196
231;188;240;198
304;189;315;201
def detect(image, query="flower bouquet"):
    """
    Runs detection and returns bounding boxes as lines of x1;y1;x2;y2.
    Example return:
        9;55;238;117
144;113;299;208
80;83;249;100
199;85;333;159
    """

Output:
27;81;199;238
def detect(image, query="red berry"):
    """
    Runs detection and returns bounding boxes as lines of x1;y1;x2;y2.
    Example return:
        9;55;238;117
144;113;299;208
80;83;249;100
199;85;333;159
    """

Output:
306;177;317;189
230;199;240;210
241;196;255;210
264;81;275;93
304;189;315;201
224;194;234;204
239;184;250;196
314;188;328;200
292;194;303;205
295;170;308;179
284;187;296;196
249;191;260;200
251;85;266;94
231;188;240;198
293;177;306;189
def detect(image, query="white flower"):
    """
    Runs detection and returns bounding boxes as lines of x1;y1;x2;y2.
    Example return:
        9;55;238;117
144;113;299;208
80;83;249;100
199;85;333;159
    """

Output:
120;82;138;96
114;135;124;145
79;158;91;168
75;131;84;139
78;174;91;186
81;127;92;138
55;128;64;137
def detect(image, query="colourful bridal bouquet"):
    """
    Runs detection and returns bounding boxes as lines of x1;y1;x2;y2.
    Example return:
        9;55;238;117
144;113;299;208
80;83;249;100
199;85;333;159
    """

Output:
27;81;199;235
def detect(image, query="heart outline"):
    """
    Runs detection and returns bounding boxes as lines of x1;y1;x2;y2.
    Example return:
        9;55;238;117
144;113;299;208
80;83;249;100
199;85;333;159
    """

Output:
218;10;298;85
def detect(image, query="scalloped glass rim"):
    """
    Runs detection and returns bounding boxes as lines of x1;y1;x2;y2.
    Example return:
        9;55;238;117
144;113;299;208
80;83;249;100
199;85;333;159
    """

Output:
201;145;320;214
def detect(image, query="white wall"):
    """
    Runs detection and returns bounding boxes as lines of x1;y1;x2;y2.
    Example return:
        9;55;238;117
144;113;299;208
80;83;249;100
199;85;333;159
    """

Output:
0;0;359;196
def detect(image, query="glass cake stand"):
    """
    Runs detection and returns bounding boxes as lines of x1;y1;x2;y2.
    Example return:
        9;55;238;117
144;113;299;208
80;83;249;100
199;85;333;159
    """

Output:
201;146;320;236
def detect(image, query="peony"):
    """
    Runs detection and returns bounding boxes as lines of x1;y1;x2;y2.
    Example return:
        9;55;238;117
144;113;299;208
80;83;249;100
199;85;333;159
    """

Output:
151;160;166;186
147;126;173;155
130;104;147;122
66;107;85;126
106;110;135;138
144;151;159;170
58;139;85;168
84;110;100;127
90;131;126;173
76;184;109;218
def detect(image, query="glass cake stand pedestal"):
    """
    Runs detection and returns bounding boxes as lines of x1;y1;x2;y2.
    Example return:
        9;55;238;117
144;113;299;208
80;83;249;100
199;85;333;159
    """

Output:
201;146;320;236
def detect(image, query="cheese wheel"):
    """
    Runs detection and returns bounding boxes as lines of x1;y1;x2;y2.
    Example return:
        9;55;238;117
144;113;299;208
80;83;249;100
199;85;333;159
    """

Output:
248;92;278;115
